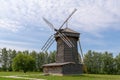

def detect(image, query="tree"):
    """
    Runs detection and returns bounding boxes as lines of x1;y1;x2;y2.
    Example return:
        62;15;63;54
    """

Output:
12;52;35;73
37;52;46;71
30;51;38;71
84;50;115;74
91;51;102;74
23;50;29;55
1;48;8;71
102;52;114;74
0;48;2;63
115;53;120;74
7;49;17;71
84;50;102;74
84;50;93;73
48;51;56;63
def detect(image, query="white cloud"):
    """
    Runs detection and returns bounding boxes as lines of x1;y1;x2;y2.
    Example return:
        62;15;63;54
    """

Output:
71;0;120;32
0;39;39;51
0;0;120;33
0;39;33;46
0;19;23;32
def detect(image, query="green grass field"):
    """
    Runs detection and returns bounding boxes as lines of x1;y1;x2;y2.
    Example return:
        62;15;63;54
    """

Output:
0;72;120;80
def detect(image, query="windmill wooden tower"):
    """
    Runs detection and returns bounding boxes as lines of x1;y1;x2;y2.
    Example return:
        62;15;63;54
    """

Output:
42;9;83;75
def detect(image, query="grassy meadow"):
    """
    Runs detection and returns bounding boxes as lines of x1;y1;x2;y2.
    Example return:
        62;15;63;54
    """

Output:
0;72;120;80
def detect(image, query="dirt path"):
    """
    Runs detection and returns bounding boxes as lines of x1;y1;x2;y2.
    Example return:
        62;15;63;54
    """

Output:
1;75;45;80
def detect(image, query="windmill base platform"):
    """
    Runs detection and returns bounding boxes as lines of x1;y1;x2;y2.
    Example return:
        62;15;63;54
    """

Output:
43;62;83;75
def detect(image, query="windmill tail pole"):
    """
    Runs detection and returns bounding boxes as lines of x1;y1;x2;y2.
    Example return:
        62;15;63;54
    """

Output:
78;39;88;73
59;8;77;30
78;39;84;63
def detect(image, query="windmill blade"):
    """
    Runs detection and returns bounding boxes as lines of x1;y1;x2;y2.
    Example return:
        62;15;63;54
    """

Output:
78;39;84;63
41;36;54;51
59;8;77;30
43;17;56;31
41;35;55;51
58;32;72;48
41;35;53;50
44;39;55;52
42;37;55;52
61;33;74;47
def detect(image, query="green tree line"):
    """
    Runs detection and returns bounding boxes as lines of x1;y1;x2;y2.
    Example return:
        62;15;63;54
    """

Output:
84;50;120;74
0;48;56;72
0;48;120;74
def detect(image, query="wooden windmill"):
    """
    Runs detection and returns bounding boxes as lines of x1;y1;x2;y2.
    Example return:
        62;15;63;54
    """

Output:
42;9;83;75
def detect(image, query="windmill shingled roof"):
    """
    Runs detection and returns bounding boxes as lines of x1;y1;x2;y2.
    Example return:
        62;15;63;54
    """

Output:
62;27;79;34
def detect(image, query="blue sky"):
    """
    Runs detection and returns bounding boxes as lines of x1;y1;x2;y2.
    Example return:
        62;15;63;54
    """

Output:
0;0;120;56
